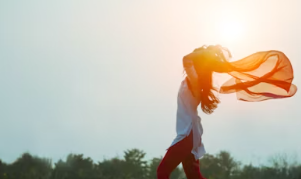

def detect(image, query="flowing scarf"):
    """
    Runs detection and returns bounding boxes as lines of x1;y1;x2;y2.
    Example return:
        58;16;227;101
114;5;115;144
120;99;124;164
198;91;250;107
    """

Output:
215;50;297;101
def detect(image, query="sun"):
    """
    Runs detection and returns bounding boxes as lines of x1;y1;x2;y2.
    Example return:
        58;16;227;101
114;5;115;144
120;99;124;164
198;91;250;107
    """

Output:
218;20;244;43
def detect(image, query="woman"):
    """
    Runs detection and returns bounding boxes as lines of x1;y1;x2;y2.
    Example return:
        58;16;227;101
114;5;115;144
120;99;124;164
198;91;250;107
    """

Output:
156;45;297;179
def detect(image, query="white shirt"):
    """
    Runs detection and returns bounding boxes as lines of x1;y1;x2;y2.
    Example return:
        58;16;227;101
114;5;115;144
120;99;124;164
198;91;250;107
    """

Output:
168;57;206;160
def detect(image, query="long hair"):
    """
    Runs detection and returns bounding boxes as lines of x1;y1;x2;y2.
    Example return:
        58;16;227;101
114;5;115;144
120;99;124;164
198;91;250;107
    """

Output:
192;45;231;114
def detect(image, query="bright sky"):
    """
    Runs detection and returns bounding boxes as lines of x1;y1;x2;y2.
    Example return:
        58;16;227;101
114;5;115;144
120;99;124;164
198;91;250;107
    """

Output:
1;0;300;165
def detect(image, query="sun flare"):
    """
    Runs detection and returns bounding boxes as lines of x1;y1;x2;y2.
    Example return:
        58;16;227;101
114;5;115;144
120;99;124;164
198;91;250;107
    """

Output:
218;20;244;43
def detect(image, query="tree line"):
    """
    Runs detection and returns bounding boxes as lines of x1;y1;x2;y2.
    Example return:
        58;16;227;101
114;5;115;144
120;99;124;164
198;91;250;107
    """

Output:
1;149;301;179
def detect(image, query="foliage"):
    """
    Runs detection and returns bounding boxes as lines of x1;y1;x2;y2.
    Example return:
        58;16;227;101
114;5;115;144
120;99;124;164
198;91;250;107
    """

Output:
1;153;52;179
0;150;301;179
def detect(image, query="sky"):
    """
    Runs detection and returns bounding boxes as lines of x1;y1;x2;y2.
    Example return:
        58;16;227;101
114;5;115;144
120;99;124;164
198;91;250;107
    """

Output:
0;0;300;166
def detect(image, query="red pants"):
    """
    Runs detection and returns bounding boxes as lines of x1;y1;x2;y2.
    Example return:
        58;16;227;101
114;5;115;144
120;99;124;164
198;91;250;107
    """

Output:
157;131;206;179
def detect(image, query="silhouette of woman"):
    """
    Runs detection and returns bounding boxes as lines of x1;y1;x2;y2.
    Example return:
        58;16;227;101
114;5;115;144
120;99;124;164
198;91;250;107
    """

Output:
156;45;297;179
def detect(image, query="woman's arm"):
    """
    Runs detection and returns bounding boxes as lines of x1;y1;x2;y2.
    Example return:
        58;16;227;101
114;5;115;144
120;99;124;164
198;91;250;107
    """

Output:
183;49;206;83
185;48;233;73
183;52;203;97
183;54;199;86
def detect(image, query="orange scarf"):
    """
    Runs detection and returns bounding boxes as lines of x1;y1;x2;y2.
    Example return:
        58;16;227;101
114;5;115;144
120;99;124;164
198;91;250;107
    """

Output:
218;50;297;101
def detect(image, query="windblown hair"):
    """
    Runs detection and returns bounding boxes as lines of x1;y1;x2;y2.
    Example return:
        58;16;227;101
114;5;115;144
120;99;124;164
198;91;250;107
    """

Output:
192;45;232;114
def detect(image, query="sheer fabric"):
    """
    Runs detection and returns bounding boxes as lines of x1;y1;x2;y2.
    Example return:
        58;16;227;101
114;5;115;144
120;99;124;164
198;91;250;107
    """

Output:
216;50;297;101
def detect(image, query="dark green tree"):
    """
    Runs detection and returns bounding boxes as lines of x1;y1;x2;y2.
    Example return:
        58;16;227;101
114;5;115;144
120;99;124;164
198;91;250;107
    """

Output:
232;164;260;179
0;159;8;179
51;154;98;179
199;151;240;179
148;157;161;179
123;149;148;179
2;153;52;179
98;157;126;179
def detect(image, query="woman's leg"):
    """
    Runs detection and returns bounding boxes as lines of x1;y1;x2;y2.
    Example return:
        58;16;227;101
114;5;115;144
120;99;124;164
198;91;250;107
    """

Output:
182;153;206;179
157;131;193;179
